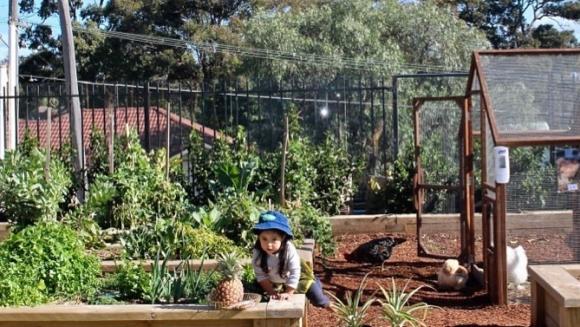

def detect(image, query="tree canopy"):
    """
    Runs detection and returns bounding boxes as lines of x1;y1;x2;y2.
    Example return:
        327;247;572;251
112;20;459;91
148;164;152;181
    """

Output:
434;0;578;48
16;0;577;82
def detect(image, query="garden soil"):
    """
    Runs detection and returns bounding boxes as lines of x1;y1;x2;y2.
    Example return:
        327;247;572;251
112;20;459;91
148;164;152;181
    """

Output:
308;233;532;327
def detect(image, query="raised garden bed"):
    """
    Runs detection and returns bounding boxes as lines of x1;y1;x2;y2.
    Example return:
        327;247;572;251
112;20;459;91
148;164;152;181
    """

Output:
529;264;580;327
0;294;306;327
99;239;315;272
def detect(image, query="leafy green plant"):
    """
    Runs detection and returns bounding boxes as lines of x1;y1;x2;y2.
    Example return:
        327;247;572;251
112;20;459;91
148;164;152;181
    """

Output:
0;221;101;306
311;134;359;215
86;129;193;230
62;175;118;248
282;109;317;206
191;207;223;230
147;250;171;304
240;263;259;293
181;252;218;303
288;204;335;257
113;259;151;300
181;226;244;259
214;192;263;249
122;218;243;260
0;148;72;228
377;278;438;327
211;158;259;197
326;273;376;327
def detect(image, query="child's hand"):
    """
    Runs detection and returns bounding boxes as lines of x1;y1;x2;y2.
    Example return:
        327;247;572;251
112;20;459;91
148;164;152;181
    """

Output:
273;292;291;300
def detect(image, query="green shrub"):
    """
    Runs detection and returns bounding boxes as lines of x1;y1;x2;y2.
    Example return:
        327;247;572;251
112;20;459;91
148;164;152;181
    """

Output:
0;148;72;228
181;227;244;259
109;255;219;304
113;260;151;300
83;129;193;229
311;135;360;215
0;222;101;306
122;219;244;260
287;205;335;257
214;192;263;249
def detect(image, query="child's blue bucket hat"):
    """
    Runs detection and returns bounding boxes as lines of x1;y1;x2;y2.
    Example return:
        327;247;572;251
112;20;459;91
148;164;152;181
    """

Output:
253;211;293;238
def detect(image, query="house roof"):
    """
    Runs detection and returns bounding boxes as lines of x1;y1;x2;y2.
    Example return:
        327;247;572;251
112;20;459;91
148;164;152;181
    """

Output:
18;106;230;155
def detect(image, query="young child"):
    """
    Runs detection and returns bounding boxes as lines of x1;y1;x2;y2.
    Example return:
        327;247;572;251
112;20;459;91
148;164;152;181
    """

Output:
252;210;330;308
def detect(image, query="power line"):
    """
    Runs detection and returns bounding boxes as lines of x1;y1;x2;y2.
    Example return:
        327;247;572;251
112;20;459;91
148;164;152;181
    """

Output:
20;20;459;73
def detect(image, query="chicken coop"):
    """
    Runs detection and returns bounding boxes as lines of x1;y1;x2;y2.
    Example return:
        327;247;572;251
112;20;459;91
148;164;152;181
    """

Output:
468;48;580;305
414;48;580;306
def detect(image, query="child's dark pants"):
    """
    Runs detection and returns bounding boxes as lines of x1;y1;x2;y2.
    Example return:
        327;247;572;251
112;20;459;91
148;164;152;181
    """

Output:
306;278;329;308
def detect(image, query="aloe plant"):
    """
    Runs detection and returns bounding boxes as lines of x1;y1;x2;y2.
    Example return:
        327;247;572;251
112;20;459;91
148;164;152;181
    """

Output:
377;278;438;327
326;273;376;327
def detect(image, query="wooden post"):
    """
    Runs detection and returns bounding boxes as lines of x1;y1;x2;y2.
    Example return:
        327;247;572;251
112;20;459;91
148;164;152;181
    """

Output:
44;102;51;179
413;99;423;256
462;97;475;263
531;280;545;326
166;103;170;180
105;92;114;175
280;115;289;207
495;183;508;305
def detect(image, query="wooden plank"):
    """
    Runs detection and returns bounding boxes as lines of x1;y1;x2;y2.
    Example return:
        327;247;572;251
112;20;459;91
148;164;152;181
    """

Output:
531;281;545;327
101;258;251;273
253;318;301;327
529;265;580;307
0;295;306;322
329;211;573;235
545;289;560;326
0;321;253;327
101;240;314;273
560;308;580;327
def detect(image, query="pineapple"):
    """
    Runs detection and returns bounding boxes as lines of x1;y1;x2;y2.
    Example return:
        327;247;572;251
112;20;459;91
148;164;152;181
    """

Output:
213;252;244;307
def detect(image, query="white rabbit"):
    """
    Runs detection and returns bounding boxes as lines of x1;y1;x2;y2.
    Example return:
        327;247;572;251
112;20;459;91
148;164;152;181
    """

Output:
438;259;469;291
506;245;528;289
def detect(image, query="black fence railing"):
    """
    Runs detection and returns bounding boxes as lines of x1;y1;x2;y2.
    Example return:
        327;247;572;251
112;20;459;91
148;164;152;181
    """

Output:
3;77;394;177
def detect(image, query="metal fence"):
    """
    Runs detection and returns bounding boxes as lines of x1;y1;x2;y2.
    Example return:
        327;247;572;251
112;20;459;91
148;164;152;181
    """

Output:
2;76;395;176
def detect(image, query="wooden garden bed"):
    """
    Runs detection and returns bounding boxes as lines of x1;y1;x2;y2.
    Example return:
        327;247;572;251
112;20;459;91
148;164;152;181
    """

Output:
529;264;580;327
100;239;315;272
329;211;573;235
0;294;306;327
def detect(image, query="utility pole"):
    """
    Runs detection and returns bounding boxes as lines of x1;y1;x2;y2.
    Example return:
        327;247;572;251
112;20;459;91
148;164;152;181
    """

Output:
7;0;18;150
58;0;85;201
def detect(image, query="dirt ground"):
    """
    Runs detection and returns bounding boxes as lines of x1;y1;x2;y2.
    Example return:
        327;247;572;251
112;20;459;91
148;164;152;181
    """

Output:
308;233;532;327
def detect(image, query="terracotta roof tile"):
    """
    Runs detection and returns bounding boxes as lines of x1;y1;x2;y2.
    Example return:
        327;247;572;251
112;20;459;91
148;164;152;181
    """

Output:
18;107;229;155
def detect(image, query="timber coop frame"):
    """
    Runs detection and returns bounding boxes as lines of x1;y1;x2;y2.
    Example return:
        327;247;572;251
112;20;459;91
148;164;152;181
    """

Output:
414;48;580;305
469;48;580;305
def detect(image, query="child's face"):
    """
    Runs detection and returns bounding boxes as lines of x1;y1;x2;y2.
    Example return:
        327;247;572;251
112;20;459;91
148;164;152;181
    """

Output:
259;230;284;255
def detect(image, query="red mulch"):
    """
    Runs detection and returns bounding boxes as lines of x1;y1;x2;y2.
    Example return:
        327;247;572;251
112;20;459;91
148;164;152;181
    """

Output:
308;233;531;327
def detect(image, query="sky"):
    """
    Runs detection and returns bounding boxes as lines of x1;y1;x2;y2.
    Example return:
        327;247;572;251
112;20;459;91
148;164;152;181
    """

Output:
0;1;579;62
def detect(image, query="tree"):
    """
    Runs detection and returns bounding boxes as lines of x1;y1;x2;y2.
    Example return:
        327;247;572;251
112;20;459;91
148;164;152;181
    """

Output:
241;0;489;81
434;0;579;48
19;0;258;82
531;24;577;48
18;0;84;78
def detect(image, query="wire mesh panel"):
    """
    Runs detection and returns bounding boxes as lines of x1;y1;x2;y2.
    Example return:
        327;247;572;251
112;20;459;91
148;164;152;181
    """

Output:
479;53;580;138
505;145;580;264
415;99;463;258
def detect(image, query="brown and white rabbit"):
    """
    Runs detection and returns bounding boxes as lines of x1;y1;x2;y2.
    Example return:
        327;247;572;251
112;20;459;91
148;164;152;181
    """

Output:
438;259;469;291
